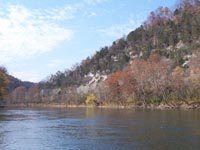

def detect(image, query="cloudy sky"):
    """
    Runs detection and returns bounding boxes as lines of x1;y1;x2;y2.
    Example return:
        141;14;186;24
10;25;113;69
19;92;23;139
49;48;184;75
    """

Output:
0;0;176;82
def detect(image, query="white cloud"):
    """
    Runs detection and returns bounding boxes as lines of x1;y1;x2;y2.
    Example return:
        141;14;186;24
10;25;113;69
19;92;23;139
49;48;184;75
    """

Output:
82;11;98;18
47;59;66;68
99;25;129;38
11;70;42;82
84;0;108;5
43;4;83;21
99;18;140;38
0;5;74;63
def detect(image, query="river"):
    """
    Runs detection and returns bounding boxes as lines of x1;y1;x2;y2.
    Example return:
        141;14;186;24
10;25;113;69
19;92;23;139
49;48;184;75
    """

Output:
0;108;199;150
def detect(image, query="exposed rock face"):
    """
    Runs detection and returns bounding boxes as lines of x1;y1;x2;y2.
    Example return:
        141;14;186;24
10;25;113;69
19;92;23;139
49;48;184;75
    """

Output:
77;73;107;94
175;40;186;49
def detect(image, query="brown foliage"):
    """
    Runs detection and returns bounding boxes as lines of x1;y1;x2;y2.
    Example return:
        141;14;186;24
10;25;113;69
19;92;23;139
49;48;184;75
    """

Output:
129;55;170;103
11;86;26;103
27;84;41;102
105;54;171;104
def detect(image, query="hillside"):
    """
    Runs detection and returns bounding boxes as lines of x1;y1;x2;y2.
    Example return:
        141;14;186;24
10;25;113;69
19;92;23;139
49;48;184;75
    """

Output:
42;0;200;88
0;69;34;102
5;0;200;107
8;75;35;92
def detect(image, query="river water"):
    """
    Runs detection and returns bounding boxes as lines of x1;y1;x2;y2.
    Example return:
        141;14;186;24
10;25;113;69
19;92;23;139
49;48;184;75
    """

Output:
0;108;199;150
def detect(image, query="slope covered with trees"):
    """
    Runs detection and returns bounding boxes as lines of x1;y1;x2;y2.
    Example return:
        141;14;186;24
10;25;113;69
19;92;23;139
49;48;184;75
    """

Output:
41;0;200;88
7;75;34;92
5;0;200;108
0;67;34;104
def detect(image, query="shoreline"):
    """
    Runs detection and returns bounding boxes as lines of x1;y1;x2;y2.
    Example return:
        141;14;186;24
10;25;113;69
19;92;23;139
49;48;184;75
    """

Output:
4;101;200;110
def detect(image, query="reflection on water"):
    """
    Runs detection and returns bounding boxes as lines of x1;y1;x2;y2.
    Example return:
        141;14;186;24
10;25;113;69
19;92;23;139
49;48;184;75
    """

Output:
0;108;200;150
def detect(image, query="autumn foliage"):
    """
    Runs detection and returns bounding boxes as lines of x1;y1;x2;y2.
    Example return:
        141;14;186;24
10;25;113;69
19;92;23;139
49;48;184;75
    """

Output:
85;93;97;105
3;0;200;106
104;53;200;105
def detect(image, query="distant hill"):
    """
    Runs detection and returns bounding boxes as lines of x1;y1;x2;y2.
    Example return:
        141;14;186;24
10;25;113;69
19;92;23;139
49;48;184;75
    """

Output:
8;75;35;92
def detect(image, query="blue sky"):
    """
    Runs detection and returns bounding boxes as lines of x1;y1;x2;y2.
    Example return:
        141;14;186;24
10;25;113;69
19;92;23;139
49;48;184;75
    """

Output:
0;0;177;82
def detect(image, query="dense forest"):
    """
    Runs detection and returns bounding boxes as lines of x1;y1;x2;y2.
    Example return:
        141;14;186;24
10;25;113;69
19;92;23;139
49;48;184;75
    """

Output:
0;67;34;102
42;0;200;87
1;0;200;108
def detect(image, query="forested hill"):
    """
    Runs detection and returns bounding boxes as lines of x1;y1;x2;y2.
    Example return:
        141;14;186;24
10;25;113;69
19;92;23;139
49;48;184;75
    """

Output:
0;67;34;100
4;0;200;106
44;0;200;88
8;75;34;92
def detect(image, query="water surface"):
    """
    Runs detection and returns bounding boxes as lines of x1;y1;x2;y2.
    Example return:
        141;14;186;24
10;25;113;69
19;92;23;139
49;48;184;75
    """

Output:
0;108;199;150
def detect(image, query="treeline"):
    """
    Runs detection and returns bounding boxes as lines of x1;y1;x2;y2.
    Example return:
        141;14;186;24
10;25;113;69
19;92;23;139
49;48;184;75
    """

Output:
6;84;84;105
42;0;200;89
127;0;200;65
7;51;199;106
4;0;200;106
8;75;34;92
0;68;34;103
102;51;200;105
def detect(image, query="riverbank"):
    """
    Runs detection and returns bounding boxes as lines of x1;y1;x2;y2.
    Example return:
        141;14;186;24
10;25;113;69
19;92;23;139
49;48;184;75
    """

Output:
4;100;200;109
